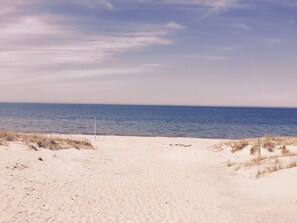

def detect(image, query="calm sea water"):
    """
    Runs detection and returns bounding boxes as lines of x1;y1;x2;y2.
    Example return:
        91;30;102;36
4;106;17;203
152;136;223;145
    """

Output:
0;103;296;139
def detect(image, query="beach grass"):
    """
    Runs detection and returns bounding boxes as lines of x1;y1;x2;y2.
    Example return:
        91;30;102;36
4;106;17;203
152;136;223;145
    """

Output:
0;131;94;150
220;136;297;178
220;136;297;154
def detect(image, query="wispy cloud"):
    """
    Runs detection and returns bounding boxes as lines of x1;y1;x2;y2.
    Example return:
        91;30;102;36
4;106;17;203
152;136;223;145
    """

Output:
195;55;227;60
67;0;114;10
140;0;248;11
144;63;169;68
0;13;178;85
234;23;252;30
0;0;189;87
262;38;285;45
0;67;148;86
178;54;228;61
0;18;173;62
164;22;186;29
0;0;114;13
220;46;240;52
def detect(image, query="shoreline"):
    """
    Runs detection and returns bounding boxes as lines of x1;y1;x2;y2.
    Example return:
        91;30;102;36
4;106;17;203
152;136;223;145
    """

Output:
0;130;234;140
1;101;297;109
2;130;296;141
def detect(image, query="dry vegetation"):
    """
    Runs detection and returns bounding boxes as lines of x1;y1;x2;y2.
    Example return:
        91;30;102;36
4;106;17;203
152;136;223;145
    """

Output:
227;155;297;178
219;136;297;178
0;132;94;150
220;136;297;155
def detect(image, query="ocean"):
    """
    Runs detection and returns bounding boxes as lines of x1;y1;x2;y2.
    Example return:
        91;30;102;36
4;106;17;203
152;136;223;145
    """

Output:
0;103;296;139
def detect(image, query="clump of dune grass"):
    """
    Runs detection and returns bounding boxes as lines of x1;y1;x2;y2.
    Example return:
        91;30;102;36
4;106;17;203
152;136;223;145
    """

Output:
219;136;297;154
281;146;290;155
250;144;258;155
226;160;235;167
0;140;6;146
0;131;94;150
263;141;275;152
221;140;250;153
220;136;297;178
228;154;297;178
287;160;297;168
255;158;297;178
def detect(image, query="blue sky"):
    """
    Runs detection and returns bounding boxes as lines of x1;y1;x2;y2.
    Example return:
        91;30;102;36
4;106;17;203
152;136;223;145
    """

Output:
0;0;296;107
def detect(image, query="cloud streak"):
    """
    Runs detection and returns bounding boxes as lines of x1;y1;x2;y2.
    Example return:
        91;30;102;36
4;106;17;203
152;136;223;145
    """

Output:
0;12;179;85
0;0;188;87
135;0;248;11
262;38;285;45
234;23;252;30
0;0;114;13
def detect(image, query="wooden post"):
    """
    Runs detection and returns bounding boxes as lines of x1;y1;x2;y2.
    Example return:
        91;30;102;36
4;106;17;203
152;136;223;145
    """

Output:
258;137;261;157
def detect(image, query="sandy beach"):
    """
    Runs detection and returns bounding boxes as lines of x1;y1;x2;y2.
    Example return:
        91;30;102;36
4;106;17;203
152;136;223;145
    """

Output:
0;135;296;223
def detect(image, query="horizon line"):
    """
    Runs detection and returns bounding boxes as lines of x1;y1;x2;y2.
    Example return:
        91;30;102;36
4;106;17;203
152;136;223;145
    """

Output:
1;101;296;109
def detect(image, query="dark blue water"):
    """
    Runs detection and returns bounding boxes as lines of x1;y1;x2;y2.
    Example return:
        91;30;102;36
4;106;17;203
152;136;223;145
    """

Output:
0;103;296;139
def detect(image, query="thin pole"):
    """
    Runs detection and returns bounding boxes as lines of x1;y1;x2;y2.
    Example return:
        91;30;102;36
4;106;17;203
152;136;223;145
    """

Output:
258;137;261;157
94;117;97;139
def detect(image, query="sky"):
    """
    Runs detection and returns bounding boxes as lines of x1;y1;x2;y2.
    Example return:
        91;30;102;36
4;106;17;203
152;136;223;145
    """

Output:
0;0;296;107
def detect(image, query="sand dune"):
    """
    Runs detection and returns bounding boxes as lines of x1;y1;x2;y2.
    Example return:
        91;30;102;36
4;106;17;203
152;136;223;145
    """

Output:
0;135;296;222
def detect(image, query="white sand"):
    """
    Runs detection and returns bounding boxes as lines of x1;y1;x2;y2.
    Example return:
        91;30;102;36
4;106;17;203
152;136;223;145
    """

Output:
0;135;296;223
